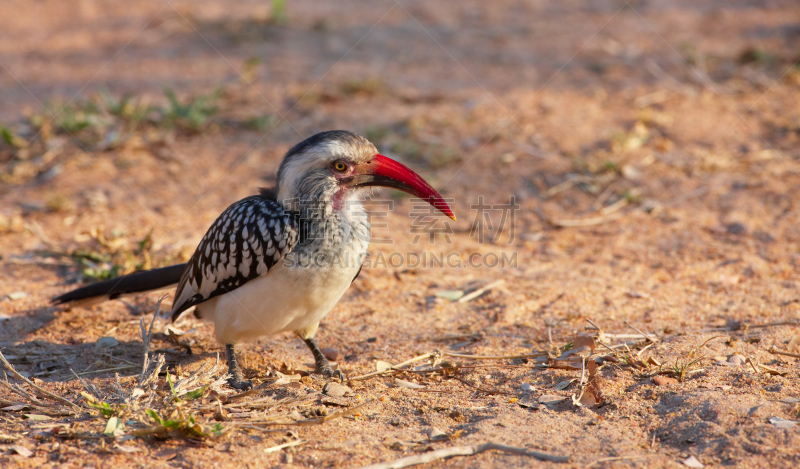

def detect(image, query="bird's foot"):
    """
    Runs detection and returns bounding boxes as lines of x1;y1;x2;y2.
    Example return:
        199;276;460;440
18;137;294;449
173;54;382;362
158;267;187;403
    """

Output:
317;365;346;382
227;377;253;391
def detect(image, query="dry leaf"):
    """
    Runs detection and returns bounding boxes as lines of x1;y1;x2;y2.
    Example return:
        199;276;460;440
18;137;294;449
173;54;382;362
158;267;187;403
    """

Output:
153;448;180;461
1;404;30;412
539;394;567;405
547;359;582;370
114;444;140;453
573;335;596;352
559;345;592;359
394;379;425;389
555;379;577;390
11;446;33;457
104;417;125;437
424;426;447;441
574;391;596;407
787;335;800;352
768;417;798;429
595;355;619;364
376;361;394;372
757;364;787;376
436;290;464;301
646;357;662;367
682;456;704;468
630;359;648;369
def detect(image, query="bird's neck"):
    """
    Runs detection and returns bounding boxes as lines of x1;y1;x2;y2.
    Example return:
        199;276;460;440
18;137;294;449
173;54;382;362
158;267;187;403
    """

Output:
279;190;368;249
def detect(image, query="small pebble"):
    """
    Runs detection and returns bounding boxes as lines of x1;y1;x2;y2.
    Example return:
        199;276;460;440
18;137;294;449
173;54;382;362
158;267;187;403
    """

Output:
725;222;747;235
727;354;746;366
654;375;678;386
7;291;27;301
323;382;352;397
521;383;533;391
95;337;119;348
320;347;340;362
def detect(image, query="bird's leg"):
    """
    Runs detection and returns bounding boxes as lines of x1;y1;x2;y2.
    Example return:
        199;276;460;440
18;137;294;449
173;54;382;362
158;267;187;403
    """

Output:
225;344;253;390
302;336;345;381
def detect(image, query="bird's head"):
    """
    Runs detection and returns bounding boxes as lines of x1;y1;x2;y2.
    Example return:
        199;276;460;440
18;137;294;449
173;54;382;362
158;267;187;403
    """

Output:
275;130;455;220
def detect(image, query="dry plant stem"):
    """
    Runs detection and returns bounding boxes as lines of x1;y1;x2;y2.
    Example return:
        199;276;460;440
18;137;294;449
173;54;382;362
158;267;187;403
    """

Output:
74;366;137;376
585;318;603;331
573;357;587;403
636;343;655;359
442;352;547;360
0;381;51;407
139;296;165;382
746;321;799;329
587;455;648;468
263;439;304;453
600;194;629;215
550;211;624;228
423;333;482;342
603;333;656;340
458;279;506;303
0;350;81;409
358;442;570;468
408;364;528;374
769;348;800;359
350;353;436;381
624;321;657;342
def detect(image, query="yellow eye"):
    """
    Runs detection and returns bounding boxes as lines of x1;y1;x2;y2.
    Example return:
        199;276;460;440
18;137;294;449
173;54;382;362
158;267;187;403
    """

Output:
333;161;348;172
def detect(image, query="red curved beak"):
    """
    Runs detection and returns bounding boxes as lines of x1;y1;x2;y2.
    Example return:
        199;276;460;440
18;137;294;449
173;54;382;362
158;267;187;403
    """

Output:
348;154;456;220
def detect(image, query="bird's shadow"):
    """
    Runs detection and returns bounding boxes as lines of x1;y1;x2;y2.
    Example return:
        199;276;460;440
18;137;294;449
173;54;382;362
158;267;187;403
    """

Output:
0;312;218;385
0;305;58;346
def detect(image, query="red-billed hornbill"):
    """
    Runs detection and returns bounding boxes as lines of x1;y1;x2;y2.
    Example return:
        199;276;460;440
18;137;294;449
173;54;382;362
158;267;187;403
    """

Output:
52;130;455;390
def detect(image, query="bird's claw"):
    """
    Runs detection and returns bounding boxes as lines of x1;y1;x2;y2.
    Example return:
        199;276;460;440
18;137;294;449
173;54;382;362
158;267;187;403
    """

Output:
227;377;253;391
318;366;346;382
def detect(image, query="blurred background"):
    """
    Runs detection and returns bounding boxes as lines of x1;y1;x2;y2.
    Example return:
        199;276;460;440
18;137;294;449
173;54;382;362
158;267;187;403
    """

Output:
1;1;800;466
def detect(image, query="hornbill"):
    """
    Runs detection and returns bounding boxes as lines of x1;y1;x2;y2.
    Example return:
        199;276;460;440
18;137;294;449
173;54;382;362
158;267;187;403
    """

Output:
52;130;455;390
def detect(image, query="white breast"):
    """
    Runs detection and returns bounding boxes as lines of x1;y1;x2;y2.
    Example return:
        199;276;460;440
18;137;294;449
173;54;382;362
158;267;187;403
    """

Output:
194;249;364;344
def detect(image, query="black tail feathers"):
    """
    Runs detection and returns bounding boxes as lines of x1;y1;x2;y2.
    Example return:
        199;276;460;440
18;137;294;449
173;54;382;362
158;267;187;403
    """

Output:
52;263;187;305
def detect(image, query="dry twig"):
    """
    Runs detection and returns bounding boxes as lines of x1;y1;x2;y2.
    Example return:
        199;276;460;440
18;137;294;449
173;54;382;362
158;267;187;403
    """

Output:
549;211;624;228
624;321;658;343
350;353;438;381
769;348;800;359
458;280;505;303
442;351;547;360
139;296;164;383
358;442;569;468
587;455;649;468
0;350;80;409
263;439;305;453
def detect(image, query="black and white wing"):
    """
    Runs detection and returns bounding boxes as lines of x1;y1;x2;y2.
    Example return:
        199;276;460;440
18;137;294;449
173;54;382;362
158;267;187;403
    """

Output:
171;195;298;320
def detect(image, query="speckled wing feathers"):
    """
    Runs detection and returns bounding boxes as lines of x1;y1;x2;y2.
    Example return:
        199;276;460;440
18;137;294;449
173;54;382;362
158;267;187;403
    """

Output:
171;196;298;320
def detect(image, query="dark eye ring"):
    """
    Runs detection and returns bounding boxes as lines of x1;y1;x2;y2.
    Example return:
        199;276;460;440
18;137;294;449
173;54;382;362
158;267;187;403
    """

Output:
333;161;348;172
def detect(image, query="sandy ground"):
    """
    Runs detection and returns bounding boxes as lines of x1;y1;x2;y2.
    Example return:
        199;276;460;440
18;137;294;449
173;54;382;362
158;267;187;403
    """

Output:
1;0;800;467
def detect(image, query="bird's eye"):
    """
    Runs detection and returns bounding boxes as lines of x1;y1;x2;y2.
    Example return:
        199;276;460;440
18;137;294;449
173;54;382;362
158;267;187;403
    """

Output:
333;161;348;172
